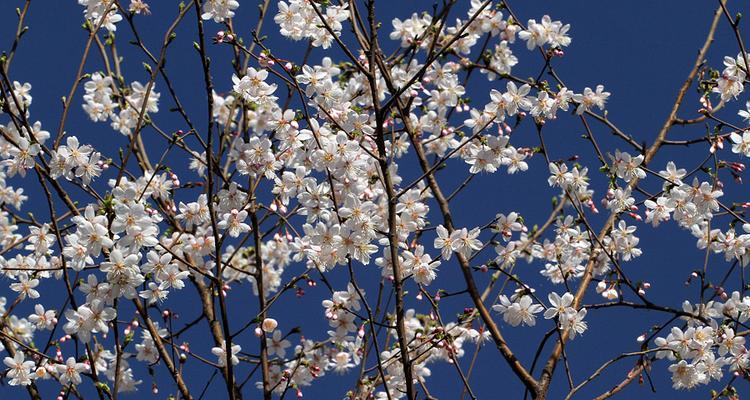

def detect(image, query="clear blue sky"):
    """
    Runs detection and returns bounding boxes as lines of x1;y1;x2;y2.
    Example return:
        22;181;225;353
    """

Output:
0;0;748;399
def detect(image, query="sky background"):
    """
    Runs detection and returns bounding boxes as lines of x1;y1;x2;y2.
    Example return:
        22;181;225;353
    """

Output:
0;0;749;399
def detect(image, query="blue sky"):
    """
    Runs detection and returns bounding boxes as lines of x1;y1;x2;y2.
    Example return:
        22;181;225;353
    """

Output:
0;0;748;399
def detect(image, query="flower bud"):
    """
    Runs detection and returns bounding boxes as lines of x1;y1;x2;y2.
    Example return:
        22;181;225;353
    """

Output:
261;318;278;332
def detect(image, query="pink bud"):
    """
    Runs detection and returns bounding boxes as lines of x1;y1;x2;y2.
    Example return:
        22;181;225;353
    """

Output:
261;318;278;332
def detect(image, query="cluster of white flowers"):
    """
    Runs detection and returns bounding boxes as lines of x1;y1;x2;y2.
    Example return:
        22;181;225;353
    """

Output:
5;81;32;116
461;82;608;159
232;67;278;106
518;15;571;50
714;52;748;102
77;0;122;32
633;160;749;269
493;293;543;327
82;72;161;136
275;0;349;49
48;136;104;186
201;0;239;23
655;293;750;389
317;289;491;400
82;72;117;122
609;149;646;182
0;101;49;180
492;291;588;343
433;225;482;260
